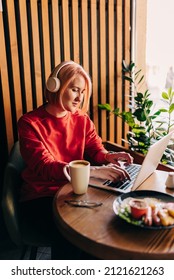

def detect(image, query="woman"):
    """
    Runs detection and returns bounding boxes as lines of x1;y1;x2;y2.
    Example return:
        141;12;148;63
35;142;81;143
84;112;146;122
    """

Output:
18;61;133;259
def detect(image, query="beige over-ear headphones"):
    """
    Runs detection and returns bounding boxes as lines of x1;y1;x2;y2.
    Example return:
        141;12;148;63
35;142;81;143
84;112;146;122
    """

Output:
46;61;75;93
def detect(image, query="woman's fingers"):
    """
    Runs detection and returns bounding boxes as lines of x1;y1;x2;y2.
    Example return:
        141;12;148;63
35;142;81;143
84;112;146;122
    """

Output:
110;165;130;181
105;151;134;165
90;165;130;182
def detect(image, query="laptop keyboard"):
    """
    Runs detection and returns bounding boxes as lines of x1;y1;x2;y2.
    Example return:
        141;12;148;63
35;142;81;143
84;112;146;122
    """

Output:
103;164;141;190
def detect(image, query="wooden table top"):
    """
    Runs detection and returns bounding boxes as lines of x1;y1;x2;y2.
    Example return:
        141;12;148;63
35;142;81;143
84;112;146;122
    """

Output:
53;170;174;260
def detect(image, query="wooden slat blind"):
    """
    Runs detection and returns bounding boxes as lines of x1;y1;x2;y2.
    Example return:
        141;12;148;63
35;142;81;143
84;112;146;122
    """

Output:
99;0;107;140
6;0;23;125
108;0;115;142
41;0;52;80
0;10;13;150
72;0;80;63
81;0;89;72
30;0;43;106
0;0;132;180
116;0;123;145
62;0;71;60
52;0;61;65
19;0;33;112
123;0;131;146
90;0;99;132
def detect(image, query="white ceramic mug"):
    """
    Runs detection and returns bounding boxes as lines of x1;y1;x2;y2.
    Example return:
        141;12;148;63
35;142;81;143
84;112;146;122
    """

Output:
63;160;90;194
165;172;174;189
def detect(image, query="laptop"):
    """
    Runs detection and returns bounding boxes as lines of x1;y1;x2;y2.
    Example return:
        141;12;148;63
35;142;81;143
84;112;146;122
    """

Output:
89;131;174;194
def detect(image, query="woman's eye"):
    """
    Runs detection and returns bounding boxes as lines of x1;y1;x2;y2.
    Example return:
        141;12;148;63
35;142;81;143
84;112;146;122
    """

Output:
72;88;85;94
72;88;78;92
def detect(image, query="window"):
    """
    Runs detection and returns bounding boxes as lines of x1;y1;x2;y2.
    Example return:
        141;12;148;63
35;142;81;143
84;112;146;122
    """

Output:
146;0;174;107
136;0;174;108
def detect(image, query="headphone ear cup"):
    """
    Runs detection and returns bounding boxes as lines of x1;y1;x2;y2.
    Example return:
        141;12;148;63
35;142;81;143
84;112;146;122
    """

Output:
46;77;61;92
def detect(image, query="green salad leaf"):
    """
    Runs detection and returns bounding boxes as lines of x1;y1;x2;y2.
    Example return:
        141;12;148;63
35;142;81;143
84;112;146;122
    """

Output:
118;207;143;226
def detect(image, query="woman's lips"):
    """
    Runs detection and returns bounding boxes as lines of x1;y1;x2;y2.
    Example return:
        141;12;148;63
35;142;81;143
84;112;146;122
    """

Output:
72;102;79;107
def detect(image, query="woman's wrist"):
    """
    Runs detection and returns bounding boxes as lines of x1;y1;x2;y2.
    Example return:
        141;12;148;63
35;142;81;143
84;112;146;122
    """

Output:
104;153;109;162
104;151;115;163
90;166;99;177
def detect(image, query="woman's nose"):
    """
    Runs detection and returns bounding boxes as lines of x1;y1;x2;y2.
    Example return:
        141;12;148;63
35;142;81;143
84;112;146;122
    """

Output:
75;92;82;101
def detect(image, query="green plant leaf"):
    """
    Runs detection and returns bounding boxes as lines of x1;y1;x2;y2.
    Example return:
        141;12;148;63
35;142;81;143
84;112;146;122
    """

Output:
155;120;168;124
134;92;144;103
162;92;169;100
129;62;135;71
137;75;144;84
150;115;159;120
146;100;153;108
143;90;151;99
169;123;174;128
168;87;172;98
169;103;174;113
98;103;112;111
112;108;120;115
122;111;135;127
123;76;134;83
153;110;161;116
135;69;142;77
137;92;144;98
133;108;146;122
146;109;151;115
159;108;168;113
122;60;130;72
132;127;146;134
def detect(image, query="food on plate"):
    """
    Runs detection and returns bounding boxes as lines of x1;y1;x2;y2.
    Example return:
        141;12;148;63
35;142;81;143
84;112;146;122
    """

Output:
151;206;161;226
129;199;148;219
143;206;152;226
168;209;174;218
158;209;174;226
117;197;174;227
165;202;174;217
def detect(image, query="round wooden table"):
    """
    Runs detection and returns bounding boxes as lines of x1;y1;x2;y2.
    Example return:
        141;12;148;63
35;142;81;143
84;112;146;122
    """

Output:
53;171;174;260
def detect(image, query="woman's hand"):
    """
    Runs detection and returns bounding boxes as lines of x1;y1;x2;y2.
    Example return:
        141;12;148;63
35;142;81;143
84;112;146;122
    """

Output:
105;151;133;166
90;164;130;182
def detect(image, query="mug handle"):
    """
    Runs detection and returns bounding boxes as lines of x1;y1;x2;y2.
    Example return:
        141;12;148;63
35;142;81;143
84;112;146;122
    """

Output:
63;165;71;182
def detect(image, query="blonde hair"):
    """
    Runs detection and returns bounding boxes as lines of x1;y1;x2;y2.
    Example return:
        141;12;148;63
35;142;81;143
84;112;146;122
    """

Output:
45;61;92;113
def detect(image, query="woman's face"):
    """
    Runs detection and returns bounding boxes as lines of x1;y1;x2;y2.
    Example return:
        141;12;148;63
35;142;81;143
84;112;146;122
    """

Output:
61;75;86;113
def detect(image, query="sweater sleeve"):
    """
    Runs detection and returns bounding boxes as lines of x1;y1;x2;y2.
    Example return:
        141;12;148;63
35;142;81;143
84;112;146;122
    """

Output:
18;117;67;181
84;116;108;164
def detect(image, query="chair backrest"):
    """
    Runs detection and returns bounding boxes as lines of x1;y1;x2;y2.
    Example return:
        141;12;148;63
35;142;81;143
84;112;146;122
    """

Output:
2;141;26;246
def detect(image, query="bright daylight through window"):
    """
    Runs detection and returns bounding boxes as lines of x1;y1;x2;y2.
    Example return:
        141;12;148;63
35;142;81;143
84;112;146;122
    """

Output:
128;0;174;165
146;0;174;109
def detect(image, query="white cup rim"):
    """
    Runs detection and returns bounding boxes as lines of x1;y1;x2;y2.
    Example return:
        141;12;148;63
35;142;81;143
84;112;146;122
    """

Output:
69;160;90;167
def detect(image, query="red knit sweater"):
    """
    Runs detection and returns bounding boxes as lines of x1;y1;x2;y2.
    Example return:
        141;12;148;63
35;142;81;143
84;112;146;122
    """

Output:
18;105;106;201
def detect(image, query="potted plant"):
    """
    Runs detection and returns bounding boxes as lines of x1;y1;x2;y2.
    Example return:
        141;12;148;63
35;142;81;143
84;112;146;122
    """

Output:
98;61;174;165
